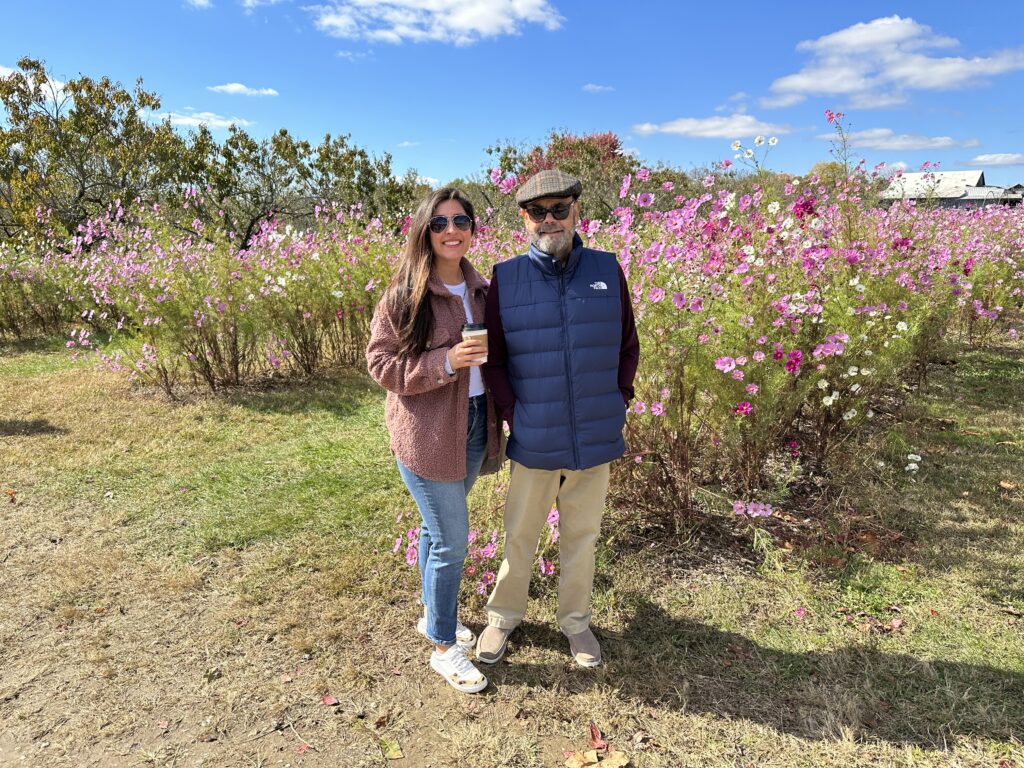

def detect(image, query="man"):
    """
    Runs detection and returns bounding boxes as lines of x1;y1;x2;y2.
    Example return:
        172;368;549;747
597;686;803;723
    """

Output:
478;169;639;667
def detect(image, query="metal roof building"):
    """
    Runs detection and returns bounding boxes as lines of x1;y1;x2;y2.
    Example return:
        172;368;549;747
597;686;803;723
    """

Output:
881;171;1022;207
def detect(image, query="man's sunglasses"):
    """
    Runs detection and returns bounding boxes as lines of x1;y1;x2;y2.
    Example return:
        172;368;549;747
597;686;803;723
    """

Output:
523;201;574;223
428;214;473;233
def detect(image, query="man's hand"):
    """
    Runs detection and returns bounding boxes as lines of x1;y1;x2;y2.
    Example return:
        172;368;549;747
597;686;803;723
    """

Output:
447;339;486;370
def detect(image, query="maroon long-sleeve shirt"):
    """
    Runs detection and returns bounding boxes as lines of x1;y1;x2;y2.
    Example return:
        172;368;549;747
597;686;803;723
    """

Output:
482;262;640;425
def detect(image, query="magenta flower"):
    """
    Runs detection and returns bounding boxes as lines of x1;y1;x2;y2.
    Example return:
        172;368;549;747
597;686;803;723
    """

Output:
650;401;665;416
732;500;746;515
538;557;555;576
662;181;674;191
637;192;654;208
672;292;686;309
637;167;651;181
489;168;502;185
649;286;665;302
715;356;736;373
547;506;559;526
405;546;418;566
633;401;647;414
734;401;753;416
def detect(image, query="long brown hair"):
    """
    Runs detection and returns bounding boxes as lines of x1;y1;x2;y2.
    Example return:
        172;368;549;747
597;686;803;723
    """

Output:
386;187;477;356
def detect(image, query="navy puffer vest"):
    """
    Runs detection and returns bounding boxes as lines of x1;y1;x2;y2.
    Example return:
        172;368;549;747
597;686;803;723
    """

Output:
495;233;626;470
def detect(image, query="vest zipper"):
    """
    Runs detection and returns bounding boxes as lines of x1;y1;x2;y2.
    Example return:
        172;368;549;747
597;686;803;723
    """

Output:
559;267;580;469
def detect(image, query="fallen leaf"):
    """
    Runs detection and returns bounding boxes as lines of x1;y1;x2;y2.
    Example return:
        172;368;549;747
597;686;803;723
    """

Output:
379;737;403;760
564;750;602;767
631;730;651;748
321;695;339;706
4;489;15;504
929;608;940;617
296;744;312;755
589;722;608;751
999;480;1018;491
888;618;904;631
602;750;631;768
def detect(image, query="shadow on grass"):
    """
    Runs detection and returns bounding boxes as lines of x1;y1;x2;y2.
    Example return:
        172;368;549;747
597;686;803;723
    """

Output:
0;419;68;437
490;598;1023;749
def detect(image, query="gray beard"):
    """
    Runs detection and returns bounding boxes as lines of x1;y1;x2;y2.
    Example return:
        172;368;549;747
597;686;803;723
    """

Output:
531;230;572;261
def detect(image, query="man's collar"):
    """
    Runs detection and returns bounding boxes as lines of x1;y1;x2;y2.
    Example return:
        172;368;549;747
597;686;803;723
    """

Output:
527;232;584;275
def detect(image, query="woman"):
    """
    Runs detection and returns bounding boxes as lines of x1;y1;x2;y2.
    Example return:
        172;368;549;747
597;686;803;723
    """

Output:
366;187;499;693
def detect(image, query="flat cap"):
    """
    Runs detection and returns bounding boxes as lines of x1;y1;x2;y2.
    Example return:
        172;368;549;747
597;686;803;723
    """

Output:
515;169;582;207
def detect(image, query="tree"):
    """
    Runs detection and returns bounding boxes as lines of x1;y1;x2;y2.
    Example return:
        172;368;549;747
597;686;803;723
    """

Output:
0;57;189;238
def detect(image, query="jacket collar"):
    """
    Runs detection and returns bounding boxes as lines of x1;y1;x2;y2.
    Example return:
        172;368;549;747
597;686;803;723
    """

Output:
426;257;488;298
527;232;584;276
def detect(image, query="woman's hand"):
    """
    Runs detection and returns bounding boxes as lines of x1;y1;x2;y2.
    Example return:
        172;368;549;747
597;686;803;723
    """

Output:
447;339;486;370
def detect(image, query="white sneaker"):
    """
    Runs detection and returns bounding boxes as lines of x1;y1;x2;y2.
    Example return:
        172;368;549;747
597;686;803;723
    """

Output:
417;615;476;650
429;645;488;693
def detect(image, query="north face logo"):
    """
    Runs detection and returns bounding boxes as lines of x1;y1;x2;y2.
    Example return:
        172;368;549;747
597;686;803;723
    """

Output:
590;281;608;290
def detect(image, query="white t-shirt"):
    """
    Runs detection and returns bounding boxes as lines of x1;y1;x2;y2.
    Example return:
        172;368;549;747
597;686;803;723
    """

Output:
445;281;485;398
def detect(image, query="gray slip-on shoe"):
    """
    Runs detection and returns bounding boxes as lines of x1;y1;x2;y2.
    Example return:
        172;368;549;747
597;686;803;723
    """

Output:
475;624;513;664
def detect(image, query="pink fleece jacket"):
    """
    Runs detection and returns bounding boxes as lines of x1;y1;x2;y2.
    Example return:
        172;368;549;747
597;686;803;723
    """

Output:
366;258;499;482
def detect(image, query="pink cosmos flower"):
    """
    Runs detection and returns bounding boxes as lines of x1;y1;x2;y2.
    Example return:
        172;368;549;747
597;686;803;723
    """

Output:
734;401;753;416
715;356;736;373
538;558;555;576
637;192;654;208
637;168;651;181
650;401;665;416
649;286;665;302
633;401;647;414
619;174;632;199
547;507;559;526
672;292;687;309
745;383;759;395
405;546;418;566
662;181;675;191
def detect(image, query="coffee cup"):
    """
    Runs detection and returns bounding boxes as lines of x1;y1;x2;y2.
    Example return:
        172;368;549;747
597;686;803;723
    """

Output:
461;323;488;363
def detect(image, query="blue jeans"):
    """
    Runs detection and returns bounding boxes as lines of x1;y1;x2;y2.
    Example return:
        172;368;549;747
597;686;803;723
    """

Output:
396;394;488;646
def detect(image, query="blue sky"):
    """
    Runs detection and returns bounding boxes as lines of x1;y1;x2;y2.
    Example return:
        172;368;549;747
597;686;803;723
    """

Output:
3;1;1024;187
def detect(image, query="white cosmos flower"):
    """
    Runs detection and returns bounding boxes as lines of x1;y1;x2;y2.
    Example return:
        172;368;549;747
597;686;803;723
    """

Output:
905;463;919;472
896;321;909;332
817;379;829;390
744;148;754;158
843;409;857;421
767;201;780;215
907;453;922;462
848;366;859;376
768;136;778;146
731;140;742;151
754;135;765;146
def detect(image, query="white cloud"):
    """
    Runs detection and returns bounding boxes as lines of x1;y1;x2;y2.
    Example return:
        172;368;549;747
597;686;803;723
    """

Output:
633;114;790;140
158;110;254;129
241;0;286;9
820;127;979;151
186;0;213;7
582;83;613;94
207;82;279;96
884;161;909;176
762;15;1024;109
305;0;563;46
397;140;419;147
714;91;748;113
417;175;439;186
969;153;1024;167
0;65;15;79
337;50;369;60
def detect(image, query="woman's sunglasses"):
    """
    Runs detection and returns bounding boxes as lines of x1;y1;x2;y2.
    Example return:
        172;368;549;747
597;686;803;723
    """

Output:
428;214;473;233
523;202;574;223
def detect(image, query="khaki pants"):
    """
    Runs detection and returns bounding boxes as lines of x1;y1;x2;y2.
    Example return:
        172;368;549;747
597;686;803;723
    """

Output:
486;460;610;635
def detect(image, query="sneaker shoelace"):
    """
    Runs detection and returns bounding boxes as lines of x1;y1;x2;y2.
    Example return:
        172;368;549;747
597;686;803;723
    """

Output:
443;646;482;681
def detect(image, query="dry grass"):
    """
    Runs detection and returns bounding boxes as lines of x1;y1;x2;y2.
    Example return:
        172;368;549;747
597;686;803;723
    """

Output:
1;340;1022;767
